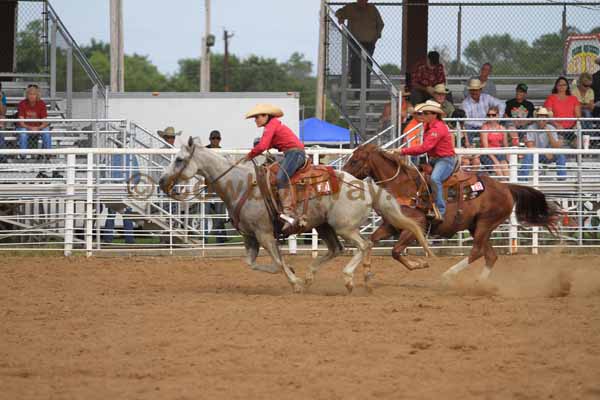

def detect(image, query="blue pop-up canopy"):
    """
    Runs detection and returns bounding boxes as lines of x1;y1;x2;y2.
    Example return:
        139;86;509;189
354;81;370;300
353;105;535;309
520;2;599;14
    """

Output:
300;117;350;145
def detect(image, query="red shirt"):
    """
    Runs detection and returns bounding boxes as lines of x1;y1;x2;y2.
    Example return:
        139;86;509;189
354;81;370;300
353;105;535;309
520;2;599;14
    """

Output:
247;118;304;159
543;94;579;129
401;119;455;158
411;61;446;88
18;99;48;127
481;122;505;148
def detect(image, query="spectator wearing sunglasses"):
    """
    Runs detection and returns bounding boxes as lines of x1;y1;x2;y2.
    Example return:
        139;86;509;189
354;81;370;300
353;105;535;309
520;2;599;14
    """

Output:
17;84;51;155
479;106;509;177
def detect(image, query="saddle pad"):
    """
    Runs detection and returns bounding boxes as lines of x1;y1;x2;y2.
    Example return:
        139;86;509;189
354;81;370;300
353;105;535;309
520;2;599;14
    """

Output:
267;163;341;198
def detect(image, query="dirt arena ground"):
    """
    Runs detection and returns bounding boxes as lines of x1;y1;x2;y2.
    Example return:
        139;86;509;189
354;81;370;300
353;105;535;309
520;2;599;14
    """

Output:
1;252;600;400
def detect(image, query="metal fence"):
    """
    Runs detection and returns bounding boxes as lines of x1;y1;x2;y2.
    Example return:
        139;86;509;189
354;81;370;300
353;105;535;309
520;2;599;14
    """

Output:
0;144;599;256
327;1;600;79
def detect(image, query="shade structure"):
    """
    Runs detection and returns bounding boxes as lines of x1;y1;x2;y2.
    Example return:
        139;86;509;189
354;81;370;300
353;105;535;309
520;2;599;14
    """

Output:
299;118;350;145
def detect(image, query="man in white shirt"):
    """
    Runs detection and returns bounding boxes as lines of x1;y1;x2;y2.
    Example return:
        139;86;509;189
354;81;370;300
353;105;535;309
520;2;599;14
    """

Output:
461;79;505;146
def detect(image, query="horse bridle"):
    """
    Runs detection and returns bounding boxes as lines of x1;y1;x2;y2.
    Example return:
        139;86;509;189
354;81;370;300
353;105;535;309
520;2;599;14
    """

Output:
165;143;244;201
371;150;402;185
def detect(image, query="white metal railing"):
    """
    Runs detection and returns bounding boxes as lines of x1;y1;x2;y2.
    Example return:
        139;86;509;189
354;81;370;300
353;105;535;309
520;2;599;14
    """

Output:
0;146;599;257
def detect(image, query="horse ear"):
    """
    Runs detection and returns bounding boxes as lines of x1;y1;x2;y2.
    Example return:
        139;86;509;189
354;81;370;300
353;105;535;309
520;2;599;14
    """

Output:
188;136;194;148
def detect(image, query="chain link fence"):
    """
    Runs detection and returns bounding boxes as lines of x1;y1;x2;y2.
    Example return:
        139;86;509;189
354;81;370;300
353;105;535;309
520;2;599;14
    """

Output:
328;1;600;79
12;0;48;74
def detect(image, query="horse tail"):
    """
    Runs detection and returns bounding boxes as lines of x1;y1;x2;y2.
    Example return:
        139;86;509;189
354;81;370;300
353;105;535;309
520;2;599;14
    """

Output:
507;183;561;236
368;182;433;257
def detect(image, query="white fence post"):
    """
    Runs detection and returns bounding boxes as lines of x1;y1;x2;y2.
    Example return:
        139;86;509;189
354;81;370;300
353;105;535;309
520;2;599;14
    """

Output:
64;154;76;256
86;153;94;257
508;153;518;254
312;151;320;258
532;153;539;255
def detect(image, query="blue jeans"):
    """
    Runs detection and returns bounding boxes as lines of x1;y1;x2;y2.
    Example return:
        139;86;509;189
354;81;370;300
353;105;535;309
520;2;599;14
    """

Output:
103;207;135;244
276;150;306;189
16;127;51;150
581;109;593;131
519;153;566;180
430;156;456;217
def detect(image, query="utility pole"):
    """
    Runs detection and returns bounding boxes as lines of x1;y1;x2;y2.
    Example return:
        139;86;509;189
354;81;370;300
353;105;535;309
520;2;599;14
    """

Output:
315;0;327;120
110;0;124;92
223;29;234;91
200;0;214;92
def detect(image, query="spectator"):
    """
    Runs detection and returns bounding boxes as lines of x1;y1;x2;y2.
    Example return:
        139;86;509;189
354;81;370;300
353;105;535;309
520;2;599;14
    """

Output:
204;129;226;244
335;0;384;90
403;106;424;164
504;83;534;146
480;106;509;177
157;126;181;147
464;63;496;97
592;56;600;120
543;76;580;133
17;84;51;155
380;88;412;131
103;150;140;245
451;109;480;169
410;51;446;104
519;107;566;180
432;84;455;117
572;72;595;131
461;79;505;147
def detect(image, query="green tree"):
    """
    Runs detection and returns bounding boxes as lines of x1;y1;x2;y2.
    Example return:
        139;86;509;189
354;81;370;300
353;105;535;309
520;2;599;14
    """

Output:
15;20;46;73
380;63;401;76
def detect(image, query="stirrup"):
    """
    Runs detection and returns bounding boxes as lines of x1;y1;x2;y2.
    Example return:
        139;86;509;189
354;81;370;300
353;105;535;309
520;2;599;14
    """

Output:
279;213;296;225
427;205;443;222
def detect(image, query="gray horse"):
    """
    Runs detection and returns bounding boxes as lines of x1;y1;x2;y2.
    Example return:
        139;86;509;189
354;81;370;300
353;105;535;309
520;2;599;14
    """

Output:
159;137;431;293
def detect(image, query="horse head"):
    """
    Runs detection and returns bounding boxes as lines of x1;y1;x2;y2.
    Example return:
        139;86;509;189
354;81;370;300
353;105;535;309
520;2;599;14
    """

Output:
159;136;202;195
342;143;379;179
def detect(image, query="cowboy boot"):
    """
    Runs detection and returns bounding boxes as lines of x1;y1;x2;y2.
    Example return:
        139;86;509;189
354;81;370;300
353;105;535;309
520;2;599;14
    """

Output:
278;187;296;232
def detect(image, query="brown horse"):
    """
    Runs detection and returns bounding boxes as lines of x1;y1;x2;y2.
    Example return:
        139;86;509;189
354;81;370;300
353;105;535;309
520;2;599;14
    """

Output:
342;143;560;281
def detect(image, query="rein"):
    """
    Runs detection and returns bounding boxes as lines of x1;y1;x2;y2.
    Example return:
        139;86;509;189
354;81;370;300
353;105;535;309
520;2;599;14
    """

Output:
165;145;246;201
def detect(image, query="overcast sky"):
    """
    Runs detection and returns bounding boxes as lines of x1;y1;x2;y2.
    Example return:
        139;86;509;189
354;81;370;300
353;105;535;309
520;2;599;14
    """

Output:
50;0;322;75
48;0;598;75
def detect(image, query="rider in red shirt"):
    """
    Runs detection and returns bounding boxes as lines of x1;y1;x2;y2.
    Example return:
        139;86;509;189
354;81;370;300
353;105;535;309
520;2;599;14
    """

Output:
245;104;305;232
398;100;456;220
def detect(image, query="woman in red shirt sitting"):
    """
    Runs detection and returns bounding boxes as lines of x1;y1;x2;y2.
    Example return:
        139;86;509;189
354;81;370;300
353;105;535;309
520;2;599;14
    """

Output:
397;100;456;221
480;106;509;177
543;76;581;133
245;104;306;231
17;84;51;153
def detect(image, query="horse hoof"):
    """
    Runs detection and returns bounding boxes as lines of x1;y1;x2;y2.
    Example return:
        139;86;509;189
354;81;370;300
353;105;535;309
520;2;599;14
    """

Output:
344;280;354;293
292;280;304;294
305;274;314;288
364;271;375;282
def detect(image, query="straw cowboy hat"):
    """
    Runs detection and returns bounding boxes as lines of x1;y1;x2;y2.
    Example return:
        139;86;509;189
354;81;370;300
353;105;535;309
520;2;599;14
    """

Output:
415;100;444;115
245;104;284;119
433;83;450;94
467;78;483;91
535;107;553;118
158;126;182;137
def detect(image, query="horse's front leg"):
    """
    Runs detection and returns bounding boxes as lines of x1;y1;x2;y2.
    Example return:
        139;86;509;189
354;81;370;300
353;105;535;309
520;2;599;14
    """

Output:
256;232;304;293
243;235;279;274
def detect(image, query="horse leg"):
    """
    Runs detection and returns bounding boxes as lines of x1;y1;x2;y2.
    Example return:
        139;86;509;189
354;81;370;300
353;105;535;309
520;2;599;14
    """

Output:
479;238;498;281
305;224;344;287
392;230;429;270
256;232;304;293
339;229;371;293
243;235;279;274
442;225;487;281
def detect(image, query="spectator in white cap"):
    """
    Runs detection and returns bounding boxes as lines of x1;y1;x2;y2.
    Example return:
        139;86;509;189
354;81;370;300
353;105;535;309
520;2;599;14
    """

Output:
463;63;497;98
519;107;566;180
461;78;505;146
432;83;454;117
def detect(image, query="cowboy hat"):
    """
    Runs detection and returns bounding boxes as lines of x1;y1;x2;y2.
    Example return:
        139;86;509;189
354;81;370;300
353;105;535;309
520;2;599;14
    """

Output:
245;104;284;119
158;126;181;137
467;78;483;91
433;84;450;94
414;100;444;115
535;107;553;117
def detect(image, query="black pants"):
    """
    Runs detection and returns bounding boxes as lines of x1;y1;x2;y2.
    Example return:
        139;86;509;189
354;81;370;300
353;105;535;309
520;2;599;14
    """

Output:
349;40;376;89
